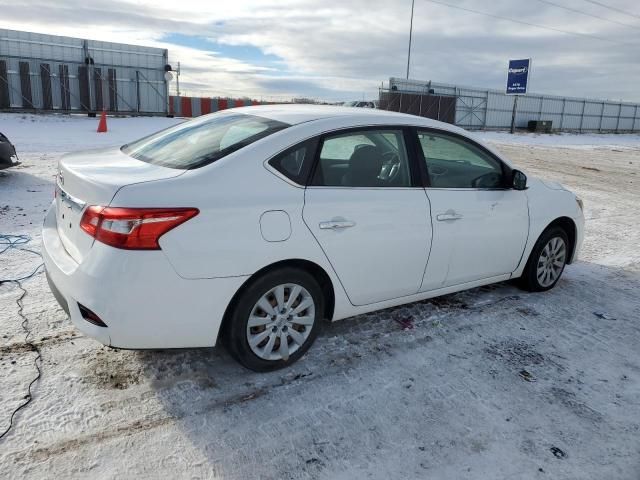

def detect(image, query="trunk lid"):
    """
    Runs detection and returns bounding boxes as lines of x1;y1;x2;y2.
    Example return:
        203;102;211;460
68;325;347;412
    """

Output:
55;147;184;263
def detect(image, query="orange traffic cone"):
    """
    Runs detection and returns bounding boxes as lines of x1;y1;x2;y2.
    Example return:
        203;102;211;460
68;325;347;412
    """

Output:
97;110;108;133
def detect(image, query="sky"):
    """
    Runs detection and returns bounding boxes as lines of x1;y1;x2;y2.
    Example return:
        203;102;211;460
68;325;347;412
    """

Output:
1;0;639;102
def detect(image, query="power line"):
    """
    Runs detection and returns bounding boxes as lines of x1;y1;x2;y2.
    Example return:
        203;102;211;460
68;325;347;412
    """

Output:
421;0;633;46
537;0;640;31
580;0;640;21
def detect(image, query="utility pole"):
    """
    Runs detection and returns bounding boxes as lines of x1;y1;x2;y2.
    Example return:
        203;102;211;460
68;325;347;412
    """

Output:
406;0;415;80
176;61;181;97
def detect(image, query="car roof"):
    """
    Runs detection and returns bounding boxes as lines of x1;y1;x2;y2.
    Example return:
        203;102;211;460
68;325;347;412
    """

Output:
229;104;467;134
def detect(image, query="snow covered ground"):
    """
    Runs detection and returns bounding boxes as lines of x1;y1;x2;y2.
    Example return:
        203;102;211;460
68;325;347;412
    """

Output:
474;130;640;151
1;113;639;479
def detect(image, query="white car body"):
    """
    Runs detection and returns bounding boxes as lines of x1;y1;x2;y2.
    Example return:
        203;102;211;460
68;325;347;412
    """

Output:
43;105;584;352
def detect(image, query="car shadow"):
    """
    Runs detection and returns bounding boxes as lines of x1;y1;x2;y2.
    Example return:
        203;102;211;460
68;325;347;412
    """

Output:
0;167;55;187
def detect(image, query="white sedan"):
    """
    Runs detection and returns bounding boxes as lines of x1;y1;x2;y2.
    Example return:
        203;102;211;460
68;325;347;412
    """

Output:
43;105;584;371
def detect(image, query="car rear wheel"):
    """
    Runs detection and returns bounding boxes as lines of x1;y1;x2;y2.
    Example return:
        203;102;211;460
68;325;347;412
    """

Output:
224;268;323;371
518;226;569;292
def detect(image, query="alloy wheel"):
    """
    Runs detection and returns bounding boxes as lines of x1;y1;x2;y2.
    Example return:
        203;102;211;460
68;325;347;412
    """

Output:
536;236;567;288
246;283;316;361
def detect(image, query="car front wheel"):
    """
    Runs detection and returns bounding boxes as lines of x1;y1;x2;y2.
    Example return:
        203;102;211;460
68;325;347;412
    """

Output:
518;226;569;292
224;268;323;371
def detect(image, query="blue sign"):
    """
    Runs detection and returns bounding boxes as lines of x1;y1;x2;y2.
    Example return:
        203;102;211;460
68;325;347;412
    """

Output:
506;59;531;95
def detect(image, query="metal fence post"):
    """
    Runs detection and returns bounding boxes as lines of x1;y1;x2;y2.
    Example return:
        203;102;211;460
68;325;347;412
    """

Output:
615;103;622;133
484;90;489;129
135;70;141;113
560;98;566;130
598;102;605;132
633;104;638;133
538;95;544;120
579;100;586;133
454;87;458;126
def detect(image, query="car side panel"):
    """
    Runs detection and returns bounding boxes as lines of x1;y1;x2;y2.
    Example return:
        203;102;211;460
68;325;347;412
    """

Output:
511;178;584;277
42;203;248;348
110;118;582;329
303;187;432;306
421;188;529;290
111;117;449;322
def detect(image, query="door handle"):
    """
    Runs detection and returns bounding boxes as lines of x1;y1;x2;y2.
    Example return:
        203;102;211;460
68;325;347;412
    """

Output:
436;212;463;221
319;220;356;230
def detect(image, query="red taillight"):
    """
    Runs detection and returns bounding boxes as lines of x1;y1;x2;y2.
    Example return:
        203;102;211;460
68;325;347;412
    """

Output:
80;206;199;250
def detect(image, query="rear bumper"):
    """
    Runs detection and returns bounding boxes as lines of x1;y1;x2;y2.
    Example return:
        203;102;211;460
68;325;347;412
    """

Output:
42;201;248;348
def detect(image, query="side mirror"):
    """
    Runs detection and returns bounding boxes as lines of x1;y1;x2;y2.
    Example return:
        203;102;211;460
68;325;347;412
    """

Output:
512;169;527;190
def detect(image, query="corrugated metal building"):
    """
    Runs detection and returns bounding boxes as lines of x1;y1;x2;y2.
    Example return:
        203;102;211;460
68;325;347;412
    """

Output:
386;77;640;132
0;29;168;114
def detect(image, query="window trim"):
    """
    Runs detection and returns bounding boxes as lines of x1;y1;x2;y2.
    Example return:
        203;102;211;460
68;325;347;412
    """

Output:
413;127;513;190
307;125;422;189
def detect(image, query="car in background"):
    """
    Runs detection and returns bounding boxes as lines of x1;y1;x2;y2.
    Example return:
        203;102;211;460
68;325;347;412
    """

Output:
344;101;376;109
42;105;584;371
0;132;19;170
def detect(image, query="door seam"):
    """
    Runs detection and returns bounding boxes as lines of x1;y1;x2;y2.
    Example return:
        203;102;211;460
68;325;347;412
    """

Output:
301;188;357;307
418;188;435;293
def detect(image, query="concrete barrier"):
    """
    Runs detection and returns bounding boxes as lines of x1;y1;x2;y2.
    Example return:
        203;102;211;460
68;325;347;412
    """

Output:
169;96;267;117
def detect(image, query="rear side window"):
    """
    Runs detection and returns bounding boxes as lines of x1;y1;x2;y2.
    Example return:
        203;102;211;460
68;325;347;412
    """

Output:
311;129;411;187
122;113;288;169
268;139;317;185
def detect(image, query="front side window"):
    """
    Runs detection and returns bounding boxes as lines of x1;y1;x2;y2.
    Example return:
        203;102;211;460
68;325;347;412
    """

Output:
311;129;411;187
122;113;288;169
418;131;505;188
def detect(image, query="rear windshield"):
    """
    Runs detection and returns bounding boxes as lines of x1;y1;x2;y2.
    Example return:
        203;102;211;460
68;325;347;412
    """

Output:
121;113;289;169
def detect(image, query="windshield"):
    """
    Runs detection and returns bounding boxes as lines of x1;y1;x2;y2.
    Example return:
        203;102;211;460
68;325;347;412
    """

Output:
121;113;289;169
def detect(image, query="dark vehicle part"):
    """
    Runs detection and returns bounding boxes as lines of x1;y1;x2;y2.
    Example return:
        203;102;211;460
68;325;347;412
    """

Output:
528;120;553;133
0;132;20;170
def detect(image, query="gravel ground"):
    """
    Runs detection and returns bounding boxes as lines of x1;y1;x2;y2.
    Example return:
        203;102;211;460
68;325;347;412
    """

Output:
0;116;639;479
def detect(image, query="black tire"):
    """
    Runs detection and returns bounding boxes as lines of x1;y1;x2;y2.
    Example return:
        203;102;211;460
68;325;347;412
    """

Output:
518;226;570;292
223;268;324;372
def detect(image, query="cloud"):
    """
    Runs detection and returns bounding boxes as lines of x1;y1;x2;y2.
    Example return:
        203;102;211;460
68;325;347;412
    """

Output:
1;0;639;101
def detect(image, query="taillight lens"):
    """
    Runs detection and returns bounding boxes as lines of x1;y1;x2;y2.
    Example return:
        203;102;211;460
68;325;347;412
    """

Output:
80;206;199;250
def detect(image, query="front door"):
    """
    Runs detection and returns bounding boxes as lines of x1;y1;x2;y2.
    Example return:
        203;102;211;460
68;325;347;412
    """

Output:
415;130;529;291
303;128;432;306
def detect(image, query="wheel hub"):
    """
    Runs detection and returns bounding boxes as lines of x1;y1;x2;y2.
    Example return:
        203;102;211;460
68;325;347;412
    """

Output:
275;314;287;329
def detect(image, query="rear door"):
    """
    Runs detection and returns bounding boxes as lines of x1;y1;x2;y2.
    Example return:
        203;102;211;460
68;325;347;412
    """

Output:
416;130;529;291
303;127;432;306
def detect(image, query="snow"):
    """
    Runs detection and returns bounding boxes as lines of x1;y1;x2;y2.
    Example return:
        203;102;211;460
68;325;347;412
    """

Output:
0;113;183;154
473;130;640;151
1;113;639;479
